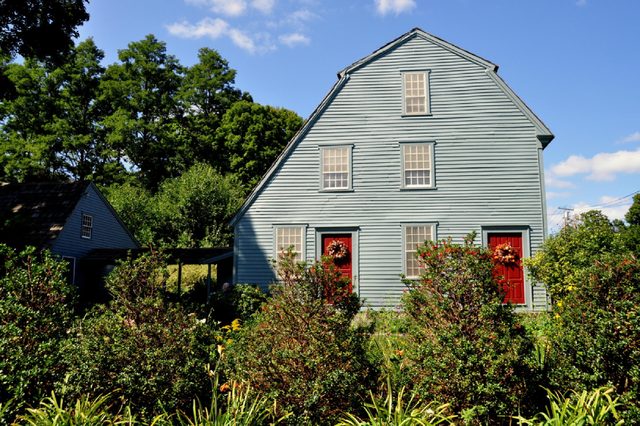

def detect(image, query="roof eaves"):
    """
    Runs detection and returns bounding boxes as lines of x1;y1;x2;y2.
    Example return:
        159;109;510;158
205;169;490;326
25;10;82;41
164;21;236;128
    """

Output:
230;74;351;226
485;71;554;147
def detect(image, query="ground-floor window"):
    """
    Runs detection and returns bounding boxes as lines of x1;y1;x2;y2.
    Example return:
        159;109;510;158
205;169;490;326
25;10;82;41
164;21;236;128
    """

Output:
403;224;435;278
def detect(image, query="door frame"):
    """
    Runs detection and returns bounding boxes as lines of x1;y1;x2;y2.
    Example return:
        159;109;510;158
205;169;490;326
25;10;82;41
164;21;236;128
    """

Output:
315;227;360;297
481;226;531;309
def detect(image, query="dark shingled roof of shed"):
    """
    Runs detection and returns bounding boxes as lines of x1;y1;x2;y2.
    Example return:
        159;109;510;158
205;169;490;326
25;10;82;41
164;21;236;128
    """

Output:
0;181;90;250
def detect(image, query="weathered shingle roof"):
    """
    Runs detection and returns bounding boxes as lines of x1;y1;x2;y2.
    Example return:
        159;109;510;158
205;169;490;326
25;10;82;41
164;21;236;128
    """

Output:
0;181;90;249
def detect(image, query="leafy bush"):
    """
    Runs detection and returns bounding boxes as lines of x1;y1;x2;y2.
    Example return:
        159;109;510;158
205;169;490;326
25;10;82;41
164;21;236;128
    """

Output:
402;236;536;423
210;283;268;324
0;245;76;421
525;211;624;302
515;387;624;426
226;251;374;425
527;211;640;422
61;253;220;417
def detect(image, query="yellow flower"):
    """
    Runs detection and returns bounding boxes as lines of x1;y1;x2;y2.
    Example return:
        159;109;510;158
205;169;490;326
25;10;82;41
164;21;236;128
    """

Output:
231;318;241;331
556;300;563;308
217;344;224;355
567;285;575;291
554;313;561;319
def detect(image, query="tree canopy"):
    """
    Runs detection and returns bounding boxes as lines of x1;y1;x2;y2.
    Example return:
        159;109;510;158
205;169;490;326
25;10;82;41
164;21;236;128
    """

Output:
0;34;303;247
0;0;89;65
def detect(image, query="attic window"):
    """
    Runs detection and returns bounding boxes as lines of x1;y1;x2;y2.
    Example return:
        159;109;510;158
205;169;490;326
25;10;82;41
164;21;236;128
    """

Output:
403;71;430;115
81;214;93;239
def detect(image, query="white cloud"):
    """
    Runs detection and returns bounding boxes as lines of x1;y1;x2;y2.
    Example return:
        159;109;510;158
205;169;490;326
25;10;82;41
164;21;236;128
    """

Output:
279;32;310;47
228;28;256;53
375;0;416;15
167;18;260;53
576;0;587;6
252;0;275;13
619;131;640;144
551;148;640;181
545;171;575;189
211;0;247;16
546;191;570;200
166;17;229;39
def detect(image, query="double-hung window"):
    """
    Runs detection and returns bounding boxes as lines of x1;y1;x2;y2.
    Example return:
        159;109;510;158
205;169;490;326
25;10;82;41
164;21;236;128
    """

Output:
321;146;352;191
403;224;435;278
401;143;434;188
274;226;305;262
403;71;430;115
81;214;93;239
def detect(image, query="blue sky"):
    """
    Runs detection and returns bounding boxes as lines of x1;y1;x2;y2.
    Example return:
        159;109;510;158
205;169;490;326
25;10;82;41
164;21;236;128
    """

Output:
78;0;640;231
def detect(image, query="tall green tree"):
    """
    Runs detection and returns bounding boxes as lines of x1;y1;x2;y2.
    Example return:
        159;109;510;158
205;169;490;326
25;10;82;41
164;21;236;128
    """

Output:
0;0;89;65
101;35;184;190
620;193;640;255
0;58;62;182
50;39;124;184
217;100;303;192
178;47;248;168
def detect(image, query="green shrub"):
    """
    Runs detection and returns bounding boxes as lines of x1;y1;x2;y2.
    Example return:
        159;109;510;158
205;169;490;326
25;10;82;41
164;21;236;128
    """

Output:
402;236;537;424
61;253;220;418
0;245;76;422
527;211;640;422
210;283;268;324
226;251;374;425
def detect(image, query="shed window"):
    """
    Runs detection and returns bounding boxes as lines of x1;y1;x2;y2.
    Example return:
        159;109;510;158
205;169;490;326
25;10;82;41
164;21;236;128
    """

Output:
81;214;93;239
402;143;433;188
403;224;435;278
321;146;351;190
403;71;429;115
275;226;305;262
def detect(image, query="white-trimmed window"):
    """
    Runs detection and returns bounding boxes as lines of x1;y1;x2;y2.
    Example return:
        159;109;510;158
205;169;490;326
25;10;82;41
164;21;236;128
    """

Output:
321;146;351;190
81;214;93;239
403;224;435;278
401;143;434;188
403;71;430;115
275;226;305;262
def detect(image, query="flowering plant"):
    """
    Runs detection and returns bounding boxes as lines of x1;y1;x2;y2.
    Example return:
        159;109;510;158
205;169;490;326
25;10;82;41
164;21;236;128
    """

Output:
326;240;349;260
493;243;519;265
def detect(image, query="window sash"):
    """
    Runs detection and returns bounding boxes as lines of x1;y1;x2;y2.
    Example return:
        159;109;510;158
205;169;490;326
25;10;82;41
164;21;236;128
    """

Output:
402;144;432;188
81;214;93;239
404;72;428;115
404;225;434;278
275;226;304;262
321;147;350;190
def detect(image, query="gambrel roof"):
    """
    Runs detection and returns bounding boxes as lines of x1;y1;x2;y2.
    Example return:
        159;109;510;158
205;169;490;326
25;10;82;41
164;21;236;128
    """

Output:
231;27;554;226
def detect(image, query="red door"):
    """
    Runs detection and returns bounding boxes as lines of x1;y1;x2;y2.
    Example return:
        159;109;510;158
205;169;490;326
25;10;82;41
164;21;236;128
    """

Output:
488;233;525;304
322;234;353;293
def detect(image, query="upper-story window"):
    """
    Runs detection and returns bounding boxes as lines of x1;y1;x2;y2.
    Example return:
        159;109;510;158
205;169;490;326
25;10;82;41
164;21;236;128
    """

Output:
321;146;352;191
403;224;435;279
275;226;305;262
401;143;434;189
403;71;430;115
81;214;93;239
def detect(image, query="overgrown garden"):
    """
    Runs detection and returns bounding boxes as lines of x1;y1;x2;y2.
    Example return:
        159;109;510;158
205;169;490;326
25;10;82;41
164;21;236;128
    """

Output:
2;204;640;425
